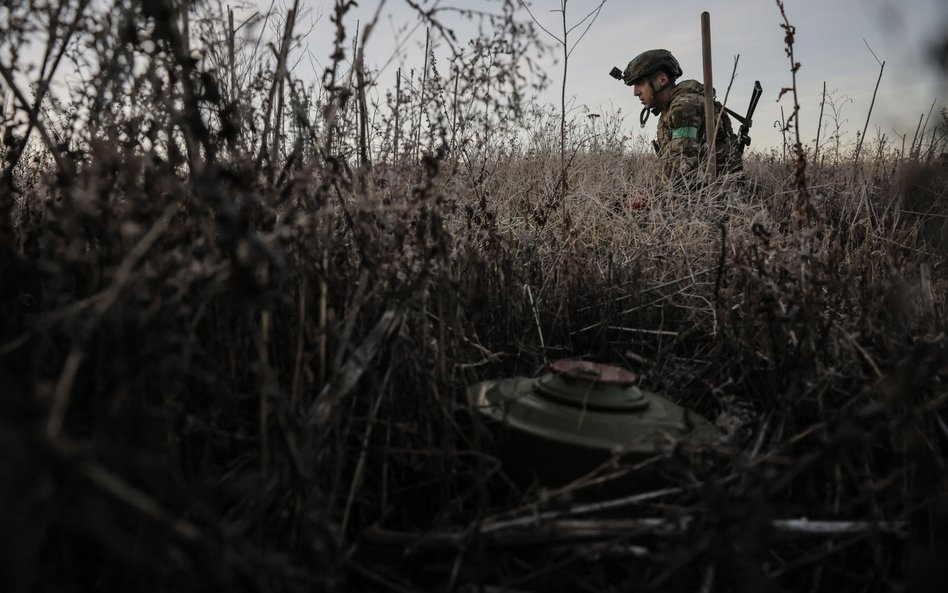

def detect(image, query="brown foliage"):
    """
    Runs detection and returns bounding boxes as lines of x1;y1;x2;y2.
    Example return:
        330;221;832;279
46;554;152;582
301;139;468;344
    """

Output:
1;1;946;592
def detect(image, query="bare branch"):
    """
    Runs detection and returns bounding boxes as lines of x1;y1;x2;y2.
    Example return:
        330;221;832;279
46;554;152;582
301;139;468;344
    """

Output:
517;0;564;44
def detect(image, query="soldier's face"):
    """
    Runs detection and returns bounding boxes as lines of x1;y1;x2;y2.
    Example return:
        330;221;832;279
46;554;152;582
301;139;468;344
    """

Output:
633;80;653;107
634;72;669;109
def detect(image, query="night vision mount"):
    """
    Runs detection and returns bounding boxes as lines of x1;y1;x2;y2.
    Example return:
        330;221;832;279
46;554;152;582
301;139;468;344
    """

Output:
609;66;623;82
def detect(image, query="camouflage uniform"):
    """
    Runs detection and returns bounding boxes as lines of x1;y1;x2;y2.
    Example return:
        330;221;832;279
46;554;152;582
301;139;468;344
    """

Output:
619;50;743;185
655;80;742;183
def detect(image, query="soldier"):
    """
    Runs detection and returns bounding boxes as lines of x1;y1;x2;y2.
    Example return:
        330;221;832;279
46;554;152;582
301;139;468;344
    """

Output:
620;49;743;185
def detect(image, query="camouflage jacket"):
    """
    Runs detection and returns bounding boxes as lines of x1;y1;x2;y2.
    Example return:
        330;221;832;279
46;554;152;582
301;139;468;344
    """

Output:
655;80;742;183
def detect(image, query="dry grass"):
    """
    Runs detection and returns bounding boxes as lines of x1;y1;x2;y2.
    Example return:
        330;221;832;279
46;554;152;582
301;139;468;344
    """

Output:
1;1;947;592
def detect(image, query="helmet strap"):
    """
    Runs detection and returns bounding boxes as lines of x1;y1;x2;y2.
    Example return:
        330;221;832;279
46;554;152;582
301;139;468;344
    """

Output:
649;76;671;108
639;107;650;128
639;74;672;127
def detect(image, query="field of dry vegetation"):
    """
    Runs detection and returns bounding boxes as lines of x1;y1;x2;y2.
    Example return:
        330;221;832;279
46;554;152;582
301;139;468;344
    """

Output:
2;1;947;592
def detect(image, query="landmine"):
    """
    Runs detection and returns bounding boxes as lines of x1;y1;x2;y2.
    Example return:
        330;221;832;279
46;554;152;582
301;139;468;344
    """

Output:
467;359;719;489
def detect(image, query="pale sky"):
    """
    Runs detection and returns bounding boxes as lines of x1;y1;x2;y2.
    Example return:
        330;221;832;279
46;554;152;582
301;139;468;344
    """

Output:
255;0;948;153
4;0;945;153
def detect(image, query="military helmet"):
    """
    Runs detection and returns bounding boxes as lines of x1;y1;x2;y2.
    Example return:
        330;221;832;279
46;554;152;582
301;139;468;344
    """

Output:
622;49;682;86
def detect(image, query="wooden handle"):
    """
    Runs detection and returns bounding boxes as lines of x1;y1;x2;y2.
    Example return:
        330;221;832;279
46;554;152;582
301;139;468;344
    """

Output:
701;11;716;180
